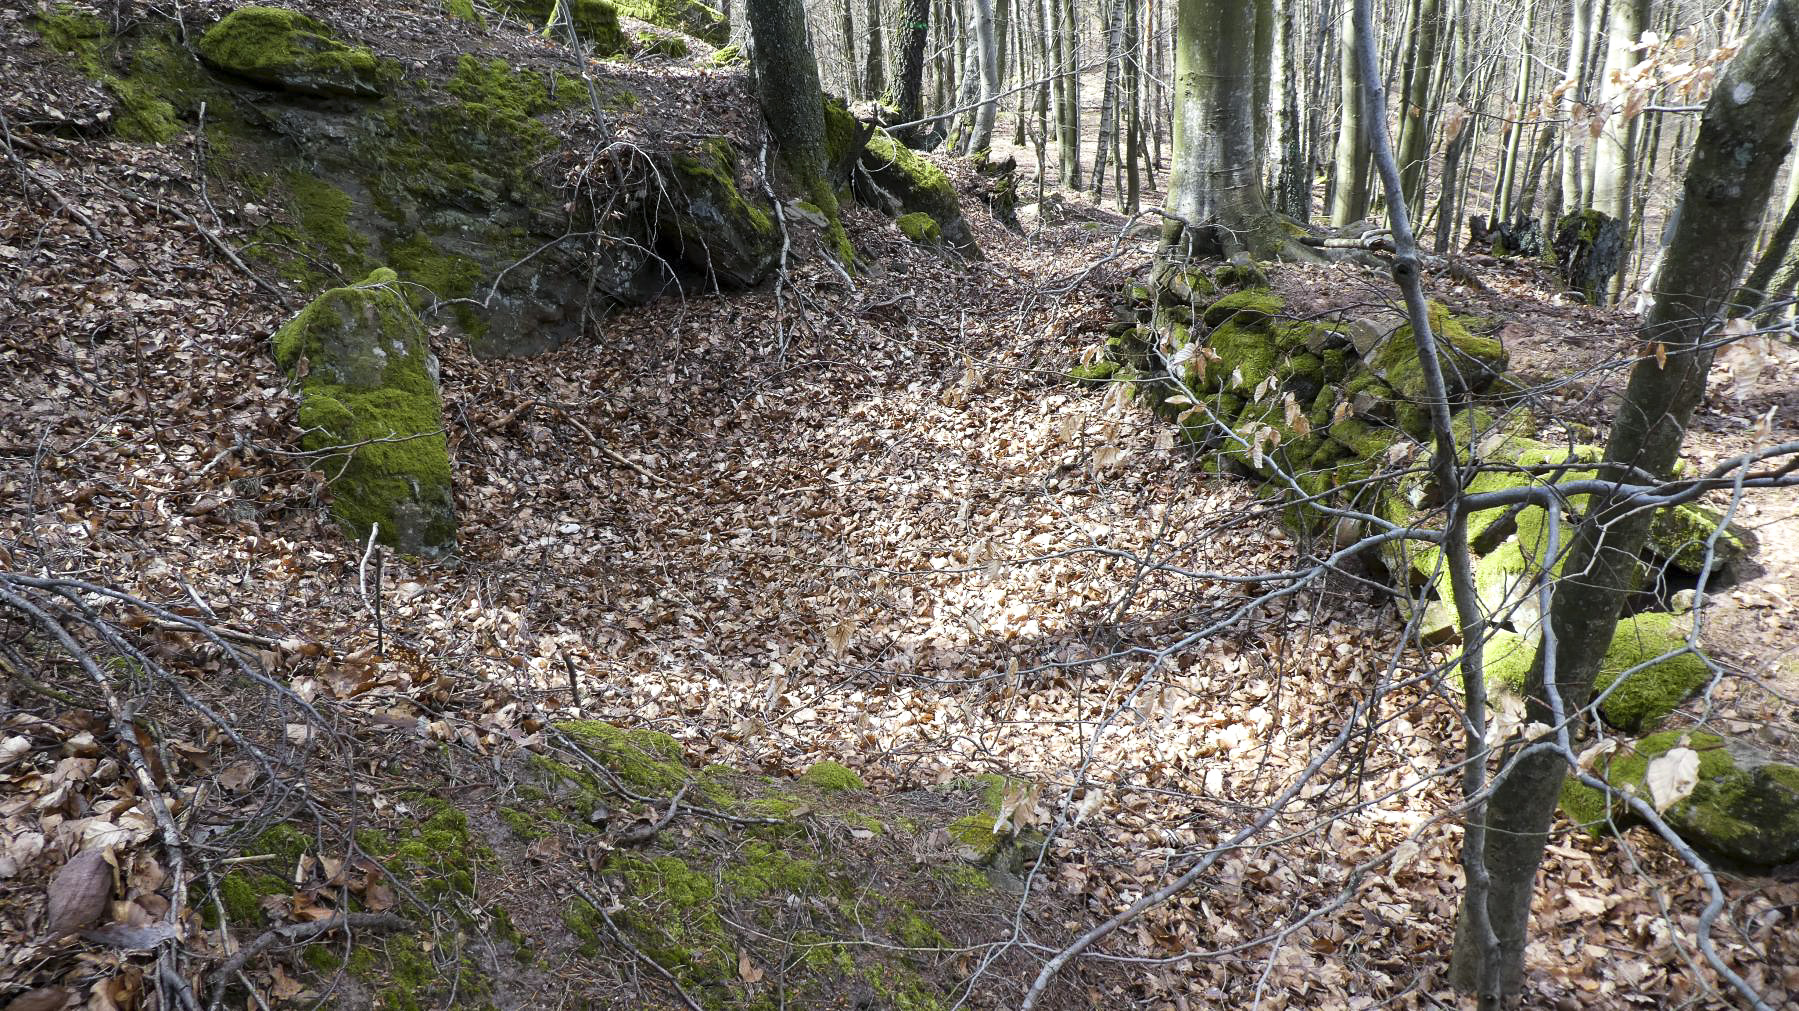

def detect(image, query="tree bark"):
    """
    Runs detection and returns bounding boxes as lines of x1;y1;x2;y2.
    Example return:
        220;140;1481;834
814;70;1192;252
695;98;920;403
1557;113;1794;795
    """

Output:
840;0;861;98
1494;3;1534;221
1395;0;1446;218
1559;0;1595;211
1090;0;1126;193
1055;0;1082;183
1125;0;1142;211
893;0;929;138
1330;1;1371;226
1161;0;1297;258
1270;0;1308;220
968;0;1000;151
1451;0;1799;1002
1591;0;1645;218
864;0;887;98
747;0;854;262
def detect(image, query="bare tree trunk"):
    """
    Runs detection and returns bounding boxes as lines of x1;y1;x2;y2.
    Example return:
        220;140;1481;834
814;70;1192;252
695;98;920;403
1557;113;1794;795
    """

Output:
840;0;861;98
747;0;854;262
1559;0;1595;211
893;0;929;137
1161;0;1301;258
1055;0;1082;183
1091;0;1126;193
1494;2;1534;221
1591;0;1649;302
968;0;999;151
1451;1;1799;1003
1270;0;1308;219
1395;0;1446;219
865;0;887;98
1331;1;1371;226
1126;0;1143;211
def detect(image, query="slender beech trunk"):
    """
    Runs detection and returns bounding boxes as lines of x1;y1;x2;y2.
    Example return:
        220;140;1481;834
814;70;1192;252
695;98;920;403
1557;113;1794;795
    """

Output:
1734;156;1799;314
1560;0;1595;210
1331;1;1371;225
968;0;999;151
1057;0;1082;182
1395;0;1445;218
1271;0;1308;219
839;0;861;98
1125;0;1142;211
1590;0;1646;218
1451;1;1799;1003
865;0;887;98
1091;0;1126;193
1495;3;1534;220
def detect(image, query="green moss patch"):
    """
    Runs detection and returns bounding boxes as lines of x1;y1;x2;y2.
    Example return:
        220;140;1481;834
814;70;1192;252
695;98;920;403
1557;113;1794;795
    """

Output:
857;127;979;257
1591;612;1712;732
198;6;386;97
273;268;455;553
896;211;941;245
1562;731;1799;868
801;761;866;792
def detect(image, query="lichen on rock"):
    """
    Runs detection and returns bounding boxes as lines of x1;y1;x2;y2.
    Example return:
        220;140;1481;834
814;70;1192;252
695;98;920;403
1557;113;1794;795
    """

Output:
272;268;455;554
197;6;386;97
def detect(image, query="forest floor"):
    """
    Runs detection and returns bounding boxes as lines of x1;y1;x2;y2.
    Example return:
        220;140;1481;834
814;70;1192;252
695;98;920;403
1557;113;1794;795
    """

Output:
4;9;1799;1007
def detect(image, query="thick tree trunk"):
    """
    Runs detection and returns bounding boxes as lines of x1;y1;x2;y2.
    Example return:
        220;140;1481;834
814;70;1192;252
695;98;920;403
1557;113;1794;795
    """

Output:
747;0;854;262
1559;0;1595;211
1450;0;1799;1002
864;0;887;98
1090;0;1126;193
893;0;929;135
1395;0;1445;218
1161;0;1295;258
1330;2;1371;226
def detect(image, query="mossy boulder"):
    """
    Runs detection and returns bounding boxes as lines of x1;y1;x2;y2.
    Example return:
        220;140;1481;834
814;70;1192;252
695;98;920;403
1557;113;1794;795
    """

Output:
1363;301;1507;406
801;761;866;792
855;127;981;258
896;211;941;245
1461;612;1709;732
1646;503;1750;575
614;0;728;45
661;137;781;287
1591;612;1712;731
632;30;689;58
1562;731;1799;869
272;269;455;554
197;6;385;97
500;0;628;54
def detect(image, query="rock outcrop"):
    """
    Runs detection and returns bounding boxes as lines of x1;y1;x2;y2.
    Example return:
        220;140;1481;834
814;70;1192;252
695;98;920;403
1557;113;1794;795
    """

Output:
1095;264;1773;864
273;269;456;554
